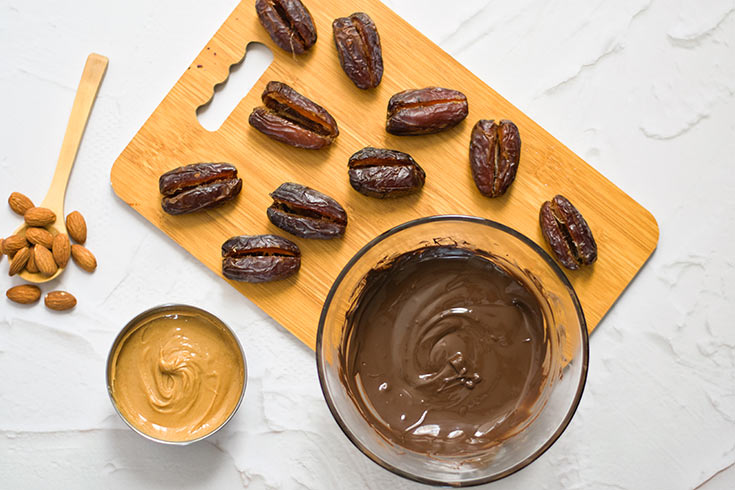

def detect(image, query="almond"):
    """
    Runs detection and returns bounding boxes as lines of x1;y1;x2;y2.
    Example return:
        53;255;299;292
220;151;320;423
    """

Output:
0;238;3;261
9;246;31;276
66;211;87;244
24;207;56;227
45;290;77;311
2;235;28;257
26;250;39;273
6;284;41;304
34;244;57;277
26;227;54;249
71;244;96;272
8;192;34;215
52;233;71;268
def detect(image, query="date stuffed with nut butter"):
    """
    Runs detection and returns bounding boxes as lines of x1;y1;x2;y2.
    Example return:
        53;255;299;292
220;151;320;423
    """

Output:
333;13;383;89
255;0;317;54
470;119;521;197
159;163;242;215
268;183;347;239
222;234;301;283
249;81;339;149
539;195;597;270
386;87;468;135
348;147;425;198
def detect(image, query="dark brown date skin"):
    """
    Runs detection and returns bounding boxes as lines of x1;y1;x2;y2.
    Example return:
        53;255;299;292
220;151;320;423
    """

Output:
268;182;347;239
249;81;339;149
159;163;242;215
332;12;383;89
222;234;301;283
469;119;521;197
386;87;468;135
255;0;316;54
539;195;597;270
348;147;425;198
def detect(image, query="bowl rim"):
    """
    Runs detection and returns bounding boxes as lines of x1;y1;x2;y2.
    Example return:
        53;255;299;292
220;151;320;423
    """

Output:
316;215;589;486
105;303;248;445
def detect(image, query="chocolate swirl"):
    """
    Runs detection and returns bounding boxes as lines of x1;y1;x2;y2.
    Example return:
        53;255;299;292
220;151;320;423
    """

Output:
341;246;548;456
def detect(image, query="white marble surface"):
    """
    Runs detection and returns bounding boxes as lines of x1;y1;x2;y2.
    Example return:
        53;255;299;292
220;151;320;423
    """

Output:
1;0;734;488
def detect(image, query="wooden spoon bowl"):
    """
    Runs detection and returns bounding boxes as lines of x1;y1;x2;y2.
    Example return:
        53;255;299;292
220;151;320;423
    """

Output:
13;221;68;283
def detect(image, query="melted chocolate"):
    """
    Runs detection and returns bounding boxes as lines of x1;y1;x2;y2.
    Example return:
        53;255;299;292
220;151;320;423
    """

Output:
340;246;548;457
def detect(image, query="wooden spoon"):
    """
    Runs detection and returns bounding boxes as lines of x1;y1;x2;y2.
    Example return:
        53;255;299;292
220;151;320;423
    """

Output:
13;53;108;283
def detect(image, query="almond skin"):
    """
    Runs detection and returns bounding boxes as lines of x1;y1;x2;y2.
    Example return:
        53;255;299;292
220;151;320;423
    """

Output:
52;233;71;268
0;238;3;261
26;227;54;249
34;245;57;276
24;207;56;227
6;284;41;304
45;290;77;311
66;211;87;244
71;244;96;272
3;235;28;257
26;250;39;273
8;192;34;215
9;246;31;276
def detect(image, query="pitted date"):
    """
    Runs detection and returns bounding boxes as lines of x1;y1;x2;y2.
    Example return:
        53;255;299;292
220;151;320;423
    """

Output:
539;195;597;270
470;119;521;197
222;234;301;282
159;163;242;215
332;12;383;89
255;0;317;54
249;81;339;149
268;182;347;239
386;87;468;135
348;147;425;198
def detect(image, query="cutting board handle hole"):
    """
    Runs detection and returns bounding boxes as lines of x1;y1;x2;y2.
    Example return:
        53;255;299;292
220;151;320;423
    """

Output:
196;42;273;132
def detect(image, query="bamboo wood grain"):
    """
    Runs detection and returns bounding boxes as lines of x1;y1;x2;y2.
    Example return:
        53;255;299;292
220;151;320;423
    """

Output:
110;1;658;349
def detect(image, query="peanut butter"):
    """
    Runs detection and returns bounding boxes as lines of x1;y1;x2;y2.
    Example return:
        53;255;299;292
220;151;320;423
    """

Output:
109;308;244;442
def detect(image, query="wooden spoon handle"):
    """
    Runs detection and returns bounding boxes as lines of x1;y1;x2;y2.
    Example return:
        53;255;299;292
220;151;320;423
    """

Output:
41;53;108;210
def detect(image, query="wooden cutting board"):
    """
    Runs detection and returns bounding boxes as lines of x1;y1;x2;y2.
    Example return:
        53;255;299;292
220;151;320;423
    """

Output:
111;0;658;349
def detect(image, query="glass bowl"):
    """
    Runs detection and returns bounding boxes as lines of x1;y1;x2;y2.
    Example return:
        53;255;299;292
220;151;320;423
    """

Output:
316;216;588;486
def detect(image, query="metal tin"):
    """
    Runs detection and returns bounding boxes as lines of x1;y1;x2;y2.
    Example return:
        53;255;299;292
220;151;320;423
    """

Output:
105;304;247;445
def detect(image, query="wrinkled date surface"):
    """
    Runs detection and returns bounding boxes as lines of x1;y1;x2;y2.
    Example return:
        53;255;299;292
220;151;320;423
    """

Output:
332;12;383;89
222;234;301;282
255;0;316;54
539;195;597;270
386;87;468;135
348;147;426;198
159;163;242;215
469;119;521;197
249;81;339;149
268;182;347;239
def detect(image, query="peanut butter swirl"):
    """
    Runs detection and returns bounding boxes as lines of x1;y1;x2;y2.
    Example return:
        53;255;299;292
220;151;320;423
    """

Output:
109;310;244;442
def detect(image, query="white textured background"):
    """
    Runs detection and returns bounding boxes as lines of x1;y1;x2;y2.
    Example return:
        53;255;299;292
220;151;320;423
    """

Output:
1;0;734;488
